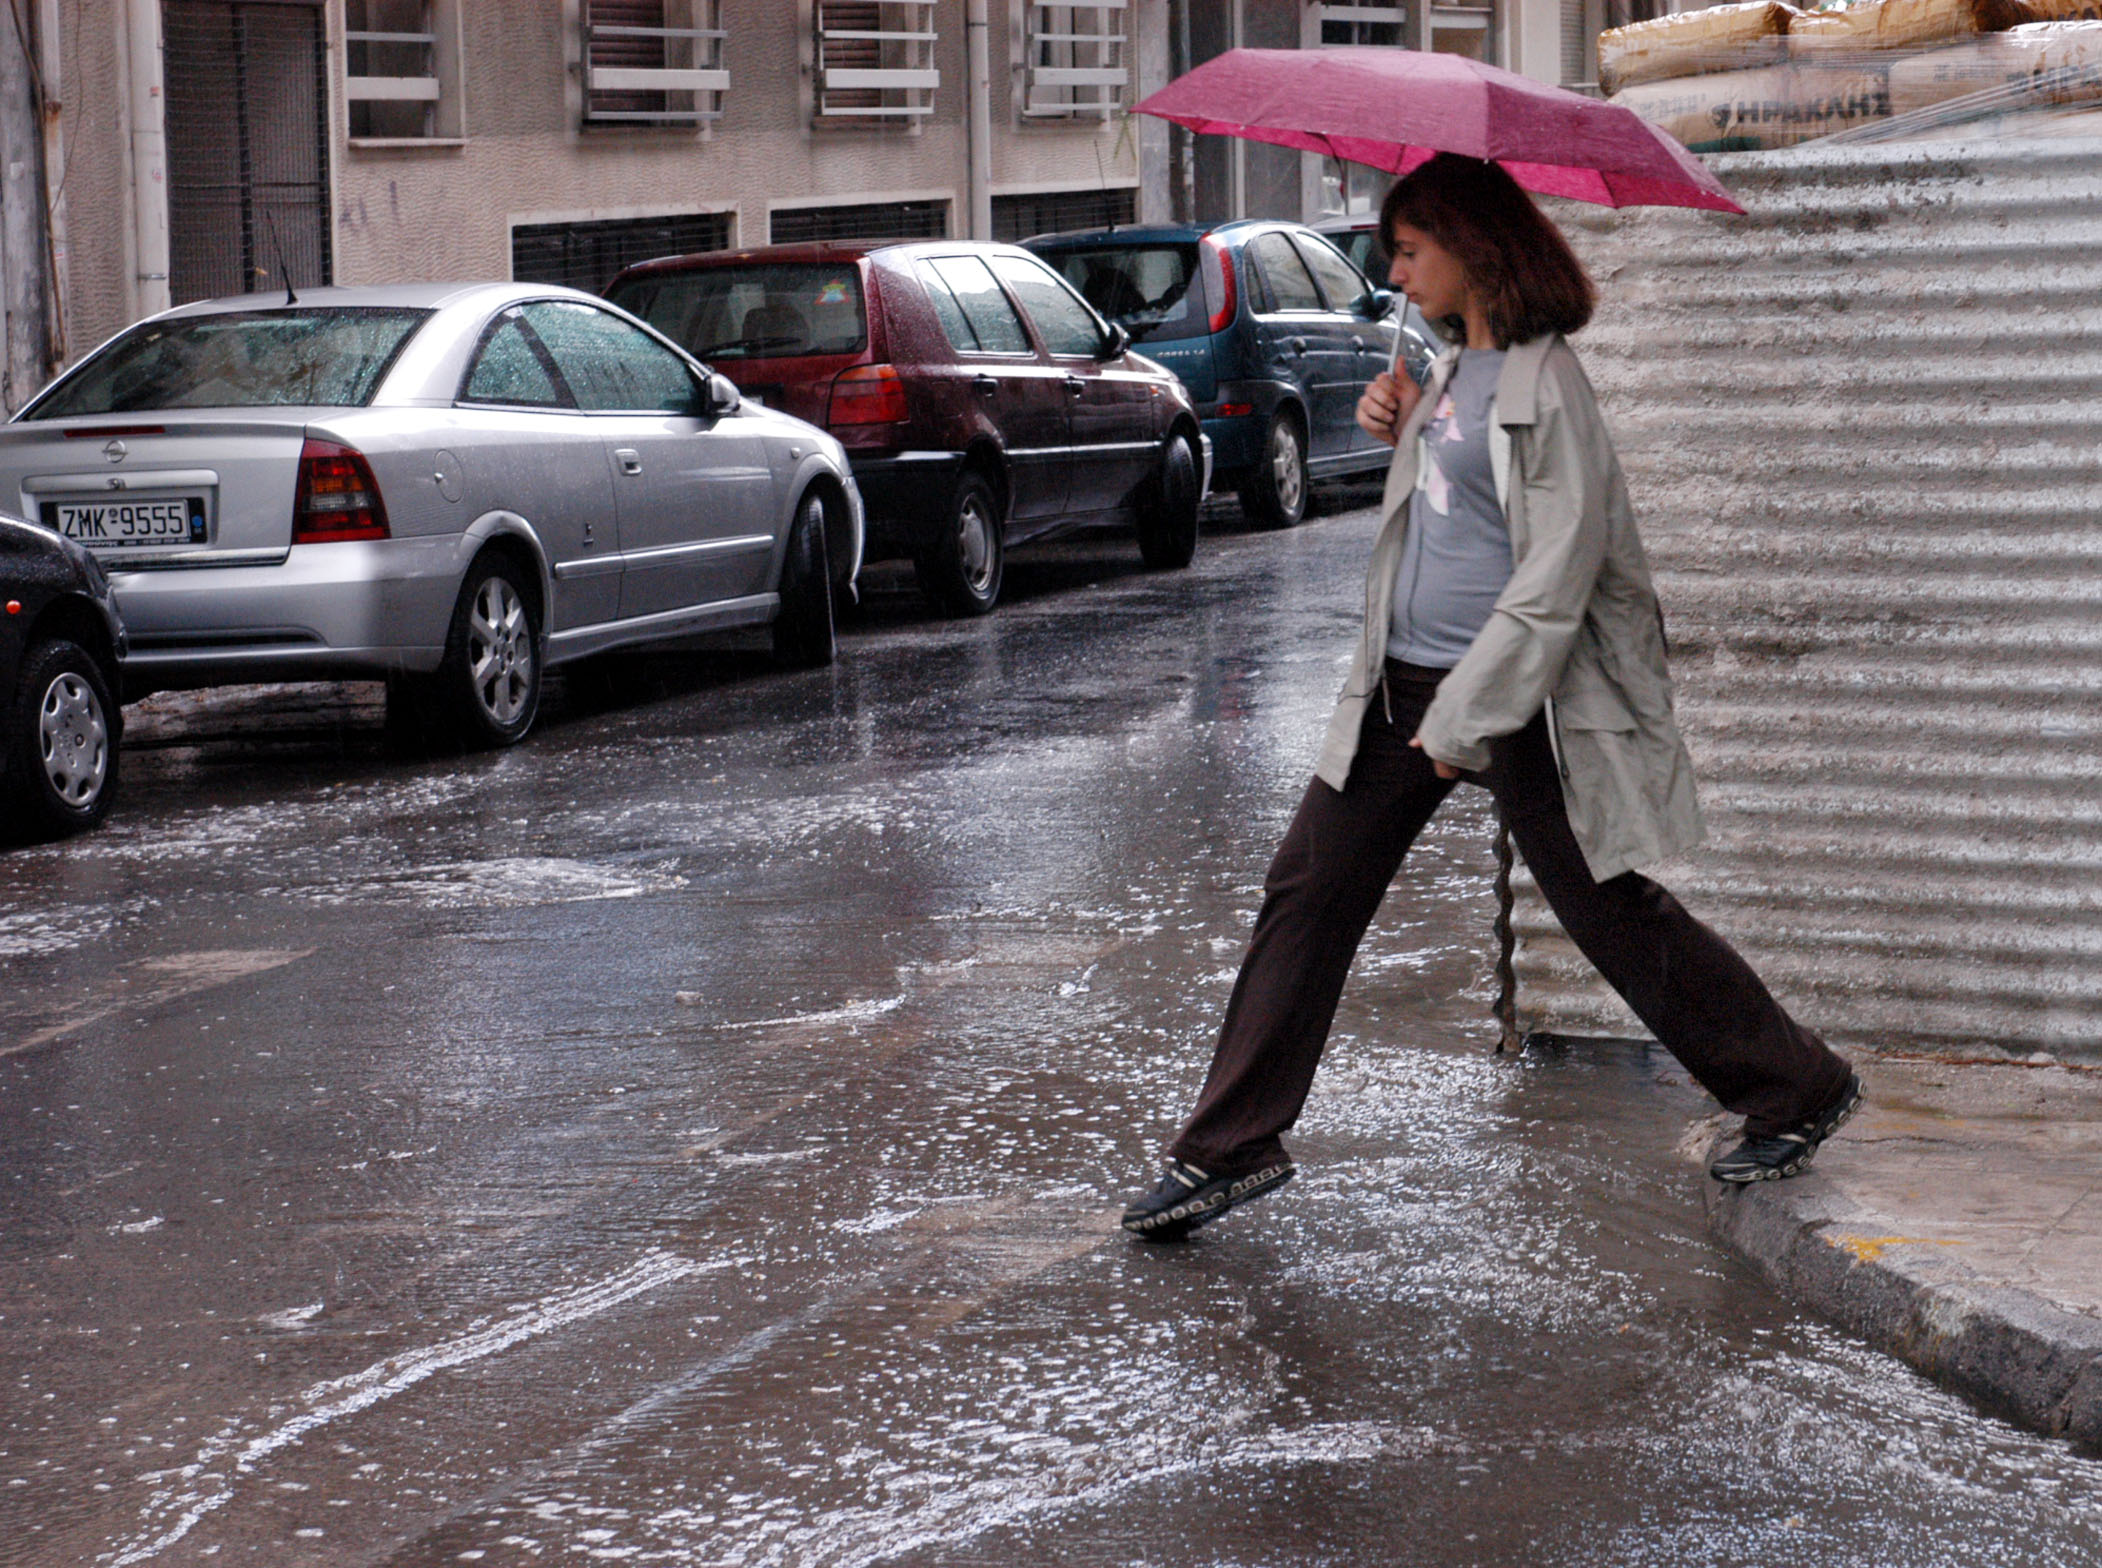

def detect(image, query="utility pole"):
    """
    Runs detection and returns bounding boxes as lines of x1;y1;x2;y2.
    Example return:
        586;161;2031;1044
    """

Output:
965;0;993;241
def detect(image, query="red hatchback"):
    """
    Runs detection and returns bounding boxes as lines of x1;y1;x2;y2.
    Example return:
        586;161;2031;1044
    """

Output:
605;240;1208;615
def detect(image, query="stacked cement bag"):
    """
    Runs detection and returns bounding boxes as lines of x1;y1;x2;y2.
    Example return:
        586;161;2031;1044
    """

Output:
1888;18;2102;112
1605;0;2102;151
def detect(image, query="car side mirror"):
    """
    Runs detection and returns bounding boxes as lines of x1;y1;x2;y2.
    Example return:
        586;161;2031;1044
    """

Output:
699;371;740;417
1099;321;1131;359
1361;288;1396;320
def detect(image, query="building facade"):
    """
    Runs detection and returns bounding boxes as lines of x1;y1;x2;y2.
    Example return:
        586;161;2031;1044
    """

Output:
3;0;1607;409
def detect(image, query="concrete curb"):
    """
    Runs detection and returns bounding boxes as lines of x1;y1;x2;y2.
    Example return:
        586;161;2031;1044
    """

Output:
1705;1167;2102;1446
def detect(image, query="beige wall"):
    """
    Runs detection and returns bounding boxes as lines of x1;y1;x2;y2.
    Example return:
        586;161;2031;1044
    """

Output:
49;1;1145;363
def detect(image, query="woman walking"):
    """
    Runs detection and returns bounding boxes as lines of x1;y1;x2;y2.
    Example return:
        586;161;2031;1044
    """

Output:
1123;154;1861;1243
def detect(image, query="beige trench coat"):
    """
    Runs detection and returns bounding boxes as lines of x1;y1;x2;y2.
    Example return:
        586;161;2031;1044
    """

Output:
1314;332;1704;883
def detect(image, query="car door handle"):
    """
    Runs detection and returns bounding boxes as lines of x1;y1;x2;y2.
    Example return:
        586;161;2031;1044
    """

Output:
1289;337;1307;355
972;374;998;397
1351;336;1368;351
614;448;643;476
1063;375;1086;398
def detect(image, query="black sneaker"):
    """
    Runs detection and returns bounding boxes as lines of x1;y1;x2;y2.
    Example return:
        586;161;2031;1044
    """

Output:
1709;1072;1864;1184
1121;1156;1296;1242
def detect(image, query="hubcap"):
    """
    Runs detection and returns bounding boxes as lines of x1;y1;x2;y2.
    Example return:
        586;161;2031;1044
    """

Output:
956;496;995;596
467;576;534;725
37;671;108;808
1271;423;1304;515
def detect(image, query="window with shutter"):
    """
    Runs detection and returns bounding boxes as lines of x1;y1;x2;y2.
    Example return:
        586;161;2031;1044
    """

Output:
1315;1;1494;61
346;0;461;140
816;1;938;121
1022;2;1127;119
583;0;728;127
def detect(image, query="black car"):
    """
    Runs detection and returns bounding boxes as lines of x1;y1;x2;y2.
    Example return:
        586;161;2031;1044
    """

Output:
2;513;126;840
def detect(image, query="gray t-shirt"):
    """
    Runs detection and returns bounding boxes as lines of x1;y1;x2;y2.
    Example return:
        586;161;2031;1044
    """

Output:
1386;348;1513;669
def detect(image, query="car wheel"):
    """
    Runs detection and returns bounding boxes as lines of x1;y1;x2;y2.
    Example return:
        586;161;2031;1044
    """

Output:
1238;409;1308;529
4;639;119;840
432;553;542;749
1136;432;1201;570
914;469;1004;617
773;490;836;669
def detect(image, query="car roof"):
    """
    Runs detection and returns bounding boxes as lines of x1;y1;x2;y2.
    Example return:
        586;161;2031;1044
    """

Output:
1025;218;1342;250
152;282;606;320
610;237;1047;284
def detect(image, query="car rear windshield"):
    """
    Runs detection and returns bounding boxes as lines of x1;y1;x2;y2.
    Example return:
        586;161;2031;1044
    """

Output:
1038;245;1205;343
607;265;868;362
27;308;432;417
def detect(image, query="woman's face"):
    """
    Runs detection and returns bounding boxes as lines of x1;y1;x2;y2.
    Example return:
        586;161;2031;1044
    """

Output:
1385;221;1473;324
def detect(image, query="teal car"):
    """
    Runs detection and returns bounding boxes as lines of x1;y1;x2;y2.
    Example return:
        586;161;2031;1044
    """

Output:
1026;221;1437;528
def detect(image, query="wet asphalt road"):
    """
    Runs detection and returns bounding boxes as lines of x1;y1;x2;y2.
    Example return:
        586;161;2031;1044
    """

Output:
5;490;2102;1568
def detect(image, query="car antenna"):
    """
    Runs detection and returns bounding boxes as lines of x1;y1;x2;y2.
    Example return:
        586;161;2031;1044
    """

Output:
266;212;299;306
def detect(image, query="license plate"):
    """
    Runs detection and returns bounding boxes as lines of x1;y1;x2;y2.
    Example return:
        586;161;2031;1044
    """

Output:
45;496;208;548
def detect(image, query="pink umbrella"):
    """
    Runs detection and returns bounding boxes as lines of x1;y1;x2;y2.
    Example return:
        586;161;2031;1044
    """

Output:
1135;46;1743;215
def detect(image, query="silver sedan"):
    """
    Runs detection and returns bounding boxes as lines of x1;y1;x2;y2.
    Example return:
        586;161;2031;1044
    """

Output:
0;283;864;747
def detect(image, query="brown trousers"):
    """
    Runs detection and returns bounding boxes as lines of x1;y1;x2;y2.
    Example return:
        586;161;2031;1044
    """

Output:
1170;662;1850;1173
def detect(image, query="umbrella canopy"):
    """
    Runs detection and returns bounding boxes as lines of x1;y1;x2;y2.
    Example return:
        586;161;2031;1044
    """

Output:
1134;47;1744;216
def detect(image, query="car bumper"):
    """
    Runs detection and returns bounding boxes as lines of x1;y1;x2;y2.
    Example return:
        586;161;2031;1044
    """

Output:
846;451;965;561
1201;411;1263;479
107;535;463;692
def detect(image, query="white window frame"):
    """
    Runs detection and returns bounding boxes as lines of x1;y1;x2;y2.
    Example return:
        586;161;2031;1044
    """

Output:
815;1;939;121
344;0;464;143
1020;1;1128;121
1315;0;1497;60
582;0;730;128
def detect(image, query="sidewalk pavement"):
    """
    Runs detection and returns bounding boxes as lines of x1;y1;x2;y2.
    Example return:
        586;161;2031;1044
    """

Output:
1694;1053;2102;1447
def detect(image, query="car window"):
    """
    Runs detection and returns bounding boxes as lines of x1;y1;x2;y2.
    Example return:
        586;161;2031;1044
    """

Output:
1294;232;1374;313
922;257;1031;355
519;301;700;414
990;253;1108;358
1248;232;1323;314
460;313;570;407
607;264;867;362
26;308;430;418
1038;244;1204;343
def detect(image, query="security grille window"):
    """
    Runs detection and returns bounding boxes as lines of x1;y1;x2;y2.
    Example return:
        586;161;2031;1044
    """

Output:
816;1;938;121
510;211;731;294
1316;1;1494;60
1318;1;1407;47
163;1;331;304
583;0;728;127
1022;1;1128;119
990;187;1134;243
345;0;460;140
768;199;947;245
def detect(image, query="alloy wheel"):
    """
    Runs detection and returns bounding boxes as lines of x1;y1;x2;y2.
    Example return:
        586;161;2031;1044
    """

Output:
467;575;534;726
1270;421;1305;517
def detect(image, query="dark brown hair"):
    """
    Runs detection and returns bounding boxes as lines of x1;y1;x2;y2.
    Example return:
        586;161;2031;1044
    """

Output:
1380;154;1596;348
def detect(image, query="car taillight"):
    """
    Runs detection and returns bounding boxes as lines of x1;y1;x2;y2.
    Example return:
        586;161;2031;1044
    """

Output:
1201;236;1237;335
827;364;909;427
292;438;390;544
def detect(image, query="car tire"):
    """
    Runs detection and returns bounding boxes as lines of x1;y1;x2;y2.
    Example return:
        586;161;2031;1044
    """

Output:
423;553;542;750
1136;432;1202;571
1238;409;1308;530
773;490;836;669
914;469;1004;617
4;639;119;841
